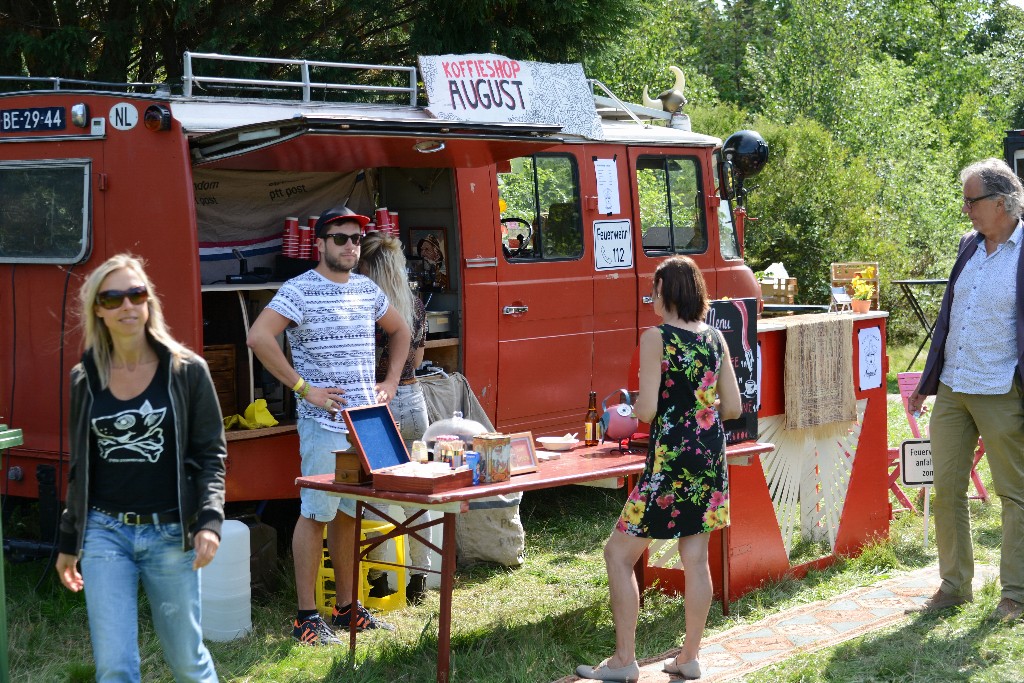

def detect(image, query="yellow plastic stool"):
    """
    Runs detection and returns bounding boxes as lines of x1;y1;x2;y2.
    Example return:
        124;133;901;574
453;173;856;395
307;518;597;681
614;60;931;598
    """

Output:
314;519;407;618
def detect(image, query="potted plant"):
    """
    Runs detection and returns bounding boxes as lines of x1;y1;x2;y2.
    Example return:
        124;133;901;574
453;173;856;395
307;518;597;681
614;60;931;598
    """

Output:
850;266;875;313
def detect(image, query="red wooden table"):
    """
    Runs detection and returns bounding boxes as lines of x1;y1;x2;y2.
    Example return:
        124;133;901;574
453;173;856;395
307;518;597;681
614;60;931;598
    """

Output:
296;440;773;683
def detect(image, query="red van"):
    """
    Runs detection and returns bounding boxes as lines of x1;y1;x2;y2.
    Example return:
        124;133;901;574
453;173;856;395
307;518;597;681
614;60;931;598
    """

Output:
0;53;765;505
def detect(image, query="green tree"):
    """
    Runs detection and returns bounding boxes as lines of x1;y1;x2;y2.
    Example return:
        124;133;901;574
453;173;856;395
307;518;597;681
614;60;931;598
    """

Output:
0;0;642;84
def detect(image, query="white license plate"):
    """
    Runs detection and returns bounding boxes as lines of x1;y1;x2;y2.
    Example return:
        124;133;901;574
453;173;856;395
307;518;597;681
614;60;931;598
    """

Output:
1;107;66;132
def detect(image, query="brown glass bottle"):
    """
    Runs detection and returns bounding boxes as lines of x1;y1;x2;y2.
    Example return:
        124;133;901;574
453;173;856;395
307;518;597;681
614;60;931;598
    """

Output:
584;391;601;446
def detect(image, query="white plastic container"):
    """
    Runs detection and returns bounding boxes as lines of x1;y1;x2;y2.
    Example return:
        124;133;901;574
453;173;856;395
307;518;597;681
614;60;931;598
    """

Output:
200;519;252;641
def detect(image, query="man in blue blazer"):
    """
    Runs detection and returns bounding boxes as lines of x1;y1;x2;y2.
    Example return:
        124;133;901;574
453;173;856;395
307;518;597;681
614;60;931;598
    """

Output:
908;158;1024;622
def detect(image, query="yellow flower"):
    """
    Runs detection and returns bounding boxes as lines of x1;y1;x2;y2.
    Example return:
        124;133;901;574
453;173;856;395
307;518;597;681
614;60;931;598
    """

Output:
666;344;676;355
623;500;646;525
695;386;717;408
652;445;668;473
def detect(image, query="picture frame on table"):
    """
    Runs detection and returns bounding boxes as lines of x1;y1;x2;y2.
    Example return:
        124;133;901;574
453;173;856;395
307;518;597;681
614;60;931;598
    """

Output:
409;228;449;290
508;431;538;475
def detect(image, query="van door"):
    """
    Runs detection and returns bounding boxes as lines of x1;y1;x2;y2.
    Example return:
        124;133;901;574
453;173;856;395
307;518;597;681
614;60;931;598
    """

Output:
585;144;640;402
490;148;594;434
628;147;718;332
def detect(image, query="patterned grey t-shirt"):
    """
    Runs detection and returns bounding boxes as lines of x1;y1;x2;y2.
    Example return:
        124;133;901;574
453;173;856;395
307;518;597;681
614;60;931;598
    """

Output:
267;270;389;431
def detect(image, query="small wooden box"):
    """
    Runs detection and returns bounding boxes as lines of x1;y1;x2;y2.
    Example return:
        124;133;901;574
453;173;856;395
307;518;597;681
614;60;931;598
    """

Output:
372;464;473;494
334;449;371;484
203;344;237;417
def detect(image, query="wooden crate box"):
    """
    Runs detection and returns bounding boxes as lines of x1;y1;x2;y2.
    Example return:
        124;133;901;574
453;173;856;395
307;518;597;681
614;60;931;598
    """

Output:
831;262;879;310
760;277;798;305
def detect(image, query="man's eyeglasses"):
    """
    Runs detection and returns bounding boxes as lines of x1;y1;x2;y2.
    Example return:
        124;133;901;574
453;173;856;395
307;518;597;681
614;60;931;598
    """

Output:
96;286;149;310
963;192;996;209
323;232;361;246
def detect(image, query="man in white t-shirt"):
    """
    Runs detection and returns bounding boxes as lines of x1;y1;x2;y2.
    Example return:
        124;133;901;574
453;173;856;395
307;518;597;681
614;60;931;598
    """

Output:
248;207;411;644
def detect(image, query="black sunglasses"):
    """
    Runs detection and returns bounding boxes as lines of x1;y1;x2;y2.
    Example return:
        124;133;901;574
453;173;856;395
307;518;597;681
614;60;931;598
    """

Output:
96;286;149;310
323;232;362;246
963;192;996;209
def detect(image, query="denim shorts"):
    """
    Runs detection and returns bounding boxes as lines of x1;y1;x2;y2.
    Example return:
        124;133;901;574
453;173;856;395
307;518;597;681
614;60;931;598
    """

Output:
298;418;357;521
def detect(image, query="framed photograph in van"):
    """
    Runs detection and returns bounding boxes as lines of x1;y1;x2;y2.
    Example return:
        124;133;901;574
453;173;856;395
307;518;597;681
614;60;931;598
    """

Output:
410;228;449;290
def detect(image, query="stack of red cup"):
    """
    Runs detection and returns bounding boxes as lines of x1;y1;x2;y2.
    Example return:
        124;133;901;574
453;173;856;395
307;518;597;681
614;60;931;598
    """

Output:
297;217;313;259
282;217;300;257
388;211;399;238
375;207;391;236
308;216;320;261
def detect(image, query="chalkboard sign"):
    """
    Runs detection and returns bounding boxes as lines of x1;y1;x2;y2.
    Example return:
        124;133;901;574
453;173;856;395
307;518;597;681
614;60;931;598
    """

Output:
341;404;410;474
706;298;758;444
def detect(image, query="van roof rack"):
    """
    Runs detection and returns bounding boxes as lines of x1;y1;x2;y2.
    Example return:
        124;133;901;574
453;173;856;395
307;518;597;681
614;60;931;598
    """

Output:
182;52;419;106
0;75;163;93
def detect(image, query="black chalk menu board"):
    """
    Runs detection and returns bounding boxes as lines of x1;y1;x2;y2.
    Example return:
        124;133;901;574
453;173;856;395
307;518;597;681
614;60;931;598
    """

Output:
706;298;758;444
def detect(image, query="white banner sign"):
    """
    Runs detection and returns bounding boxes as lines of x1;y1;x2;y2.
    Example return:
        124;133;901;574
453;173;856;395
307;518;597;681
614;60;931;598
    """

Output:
900;439;933;486
593;219;633;271
418;53;604;140
593;158;620;214
857;326;883;390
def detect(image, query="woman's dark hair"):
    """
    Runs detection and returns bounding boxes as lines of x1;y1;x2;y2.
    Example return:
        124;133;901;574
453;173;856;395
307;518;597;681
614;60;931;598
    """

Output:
653;255;709;322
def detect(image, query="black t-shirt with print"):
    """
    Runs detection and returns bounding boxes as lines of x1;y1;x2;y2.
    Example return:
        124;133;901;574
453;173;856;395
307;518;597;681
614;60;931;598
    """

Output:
89;362;178;513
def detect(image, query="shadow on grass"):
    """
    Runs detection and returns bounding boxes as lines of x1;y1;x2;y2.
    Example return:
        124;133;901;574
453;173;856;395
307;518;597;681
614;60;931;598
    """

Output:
817;604;1005;683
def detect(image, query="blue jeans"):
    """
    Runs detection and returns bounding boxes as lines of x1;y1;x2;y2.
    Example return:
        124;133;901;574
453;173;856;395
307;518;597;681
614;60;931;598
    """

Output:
79;509;218;683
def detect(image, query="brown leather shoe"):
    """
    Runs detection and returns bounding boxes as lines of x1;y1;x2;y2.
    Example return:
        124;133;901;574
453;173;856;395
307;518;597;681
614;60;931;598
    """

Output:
994;597;1024;622
905;588;973;614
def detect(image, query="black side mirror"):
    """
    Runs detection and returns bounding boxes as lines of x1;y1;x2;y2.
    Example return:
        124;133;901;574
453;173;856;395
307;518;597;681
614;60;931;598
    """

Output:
718;159;736;201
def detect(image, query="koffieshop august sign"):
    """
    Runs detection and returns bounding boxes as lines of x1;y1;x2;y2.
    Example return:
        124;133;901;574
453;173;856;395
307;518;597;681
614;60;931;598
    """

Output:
418;54;604;140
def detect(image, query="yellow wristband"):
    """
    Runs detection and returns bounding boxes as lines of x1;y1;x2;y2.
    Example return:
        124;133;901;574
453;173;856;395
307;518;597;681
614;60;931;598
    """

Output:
292;377;305;393
298;383;311;400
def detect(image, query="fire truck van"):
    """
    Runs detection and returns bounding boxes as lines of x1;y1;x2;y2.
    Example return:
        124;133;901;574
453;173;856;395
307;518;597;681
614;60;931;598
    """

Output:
0;52;767;508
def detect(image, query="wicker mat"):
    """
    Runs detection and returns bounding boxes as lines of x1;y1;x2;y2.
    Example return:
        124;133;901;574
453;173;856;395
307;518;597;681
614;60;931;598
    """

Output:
555;564;997;683
779;313;856;430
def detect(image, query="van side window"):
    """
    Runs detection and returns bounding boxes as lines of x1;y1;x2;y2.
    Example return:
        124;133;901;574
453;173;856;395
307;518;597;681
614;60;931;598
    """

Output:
713;151;739;259
636;156;706;255
498;154;583;261
0;160;90;264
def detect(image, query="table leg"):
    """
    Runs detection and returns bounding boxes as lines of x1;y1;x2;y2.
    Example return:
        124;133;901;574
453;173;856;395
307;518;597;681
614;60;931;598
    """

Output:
721;526;730;616
899;282;935;371
436;512;457;683
350;501;363;655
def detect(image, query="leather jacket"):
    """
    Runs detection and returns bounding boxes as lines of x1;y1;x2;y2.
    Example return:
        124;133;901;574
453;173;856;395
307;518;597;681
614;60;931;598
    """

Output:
58;338;227;555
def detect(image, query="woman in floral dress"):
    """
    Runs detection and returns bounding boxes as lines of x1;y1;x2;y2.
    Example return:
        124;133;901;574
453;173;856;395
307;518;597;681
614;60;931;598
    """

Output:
577;256;741;682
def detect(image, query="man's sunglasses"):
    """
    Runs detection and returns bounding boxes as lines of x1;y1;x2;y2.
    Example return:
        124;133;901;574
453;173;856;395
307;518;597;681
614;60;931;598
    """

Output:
96;286;149;310
323;232;361;246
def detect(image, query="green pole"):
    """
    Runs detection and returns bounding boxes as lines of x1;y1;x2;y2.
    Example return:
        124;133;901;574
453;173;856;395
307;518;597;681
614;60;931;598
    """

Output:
0;424;25;683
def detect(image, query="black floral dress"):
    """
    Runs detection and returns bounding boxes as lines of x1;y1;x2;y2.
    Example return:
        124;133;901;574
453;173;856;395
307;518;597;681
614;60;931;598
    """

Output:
616;325;730;539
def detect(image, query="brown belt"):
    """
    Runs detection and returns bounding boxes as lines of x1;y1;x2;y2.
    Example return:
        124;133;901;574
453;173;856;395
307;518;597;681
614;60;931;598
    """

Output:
399;377;419;386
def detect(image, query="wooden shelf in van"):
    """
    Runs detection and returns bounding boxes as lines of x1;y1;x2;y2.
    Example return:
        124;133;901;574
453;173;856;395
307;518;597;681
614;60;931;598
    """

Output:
226;423;297;442
424;338;458;348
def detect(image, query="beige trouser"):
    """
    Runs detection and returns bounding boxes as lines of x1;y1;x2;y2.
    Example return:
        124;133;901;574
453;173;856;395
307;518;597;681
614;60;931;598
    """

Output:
931;382;1024;603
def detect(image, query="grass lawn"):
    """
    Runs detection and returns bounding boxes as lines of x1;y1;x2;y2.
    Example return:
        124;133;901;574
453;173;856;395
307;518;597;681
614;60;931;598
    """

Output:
6;344;1020;681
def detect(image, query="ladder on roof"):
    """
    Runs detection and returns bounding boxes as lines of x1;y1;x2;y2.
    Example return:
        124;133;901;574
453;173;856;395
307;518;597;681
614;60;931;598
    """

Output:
182;52;419;105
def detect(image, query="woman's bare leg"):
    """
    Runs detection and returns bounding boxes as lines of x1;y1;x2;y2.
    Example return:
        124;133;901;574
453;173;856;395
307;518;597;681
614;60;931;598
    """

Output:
603;530;652;667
